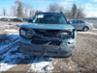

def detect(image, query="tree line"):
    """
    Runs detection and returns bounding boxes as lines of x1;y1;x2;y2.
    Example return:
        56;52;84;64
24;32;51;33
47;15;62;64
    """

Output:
2;0;85;19
48;3;85;19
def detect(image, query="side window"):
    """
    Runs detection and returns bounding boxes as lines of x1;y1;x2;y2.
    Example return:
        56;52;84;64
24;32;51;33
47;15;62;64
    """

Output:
59;16;67;24
72;20;84;24
79;20;84;23
72;20;79;23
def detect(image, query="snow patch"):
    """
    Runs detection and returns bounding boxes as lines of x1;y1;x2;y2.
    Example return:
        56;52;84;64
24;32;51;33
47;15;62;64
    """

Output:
0;63;16;72
28;57;54;73
5;29;18;34
29;61;53;72
0;34;20;72
0;35;19;55
0;34;54;72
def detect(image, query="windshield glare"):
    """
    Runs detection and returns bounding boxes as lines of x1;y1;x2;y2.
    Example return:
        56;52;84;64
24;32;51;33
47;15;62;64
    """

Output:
33;14;67;24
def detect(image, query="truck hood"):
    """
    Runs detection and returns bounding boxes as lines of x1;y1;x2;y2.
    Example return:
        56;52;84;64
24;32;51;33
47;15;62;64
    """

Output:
19;23;74;30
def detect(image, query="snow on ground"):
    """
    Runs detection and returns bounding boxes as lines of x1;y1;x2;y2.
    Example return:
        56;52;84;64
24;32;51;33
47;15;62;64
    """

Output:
0;35;19;55
28;57;54;73
5;29;19;34
0;63;17;71
0;34;54;72
0;34;20;71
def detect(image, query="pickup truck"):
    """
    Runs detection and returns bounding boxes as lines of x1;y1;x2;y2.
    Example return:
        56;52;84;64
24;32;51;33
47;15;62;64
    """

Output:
19;12;76;58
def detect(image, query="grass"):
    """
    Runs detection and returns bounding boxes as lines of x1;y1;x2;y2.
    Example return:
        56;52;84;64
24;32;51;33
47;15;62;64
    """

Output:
52;33;97;73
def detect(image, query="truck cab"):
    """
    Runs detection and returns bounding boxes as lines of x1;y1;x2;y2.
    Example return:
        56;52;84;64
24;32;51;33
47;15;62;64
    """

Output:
19;12;76;58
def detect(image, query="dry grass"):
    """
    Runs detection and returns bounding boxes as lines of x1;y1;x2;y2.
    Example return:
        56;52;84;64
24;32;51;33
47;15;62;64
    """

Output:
72;34;97;73
52;32;97;73
0;21;97;73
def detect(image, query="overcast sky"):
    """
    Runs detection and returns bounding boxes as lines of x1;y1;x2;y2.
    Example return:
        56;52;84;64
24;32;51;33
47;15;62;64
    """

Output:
0;0;97;17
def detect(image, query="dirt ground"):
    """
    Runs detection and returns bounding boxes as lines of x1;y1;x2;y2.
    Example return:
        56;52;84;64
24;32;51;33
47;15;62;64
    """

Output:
0;22;97;73
53;30;97;73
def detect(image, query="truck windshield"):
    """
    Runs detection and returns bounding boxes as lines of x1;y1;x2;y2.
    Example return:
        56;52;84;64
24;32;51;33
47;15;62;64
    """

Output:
33;13;67;24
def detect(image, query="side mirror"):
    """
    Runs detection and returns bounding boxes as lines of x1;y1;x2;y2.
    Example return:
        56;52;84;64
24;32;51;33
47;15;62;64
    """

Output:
28;19;33;23
67;21;71;24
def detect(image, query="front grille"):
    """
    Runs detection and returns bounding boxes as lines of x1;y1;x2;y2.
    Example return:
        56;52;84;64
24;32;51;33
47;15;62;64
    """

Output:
31;39;62;46
20;29;71;45
31;39;49;45
30;29;72;45
49;40;62;46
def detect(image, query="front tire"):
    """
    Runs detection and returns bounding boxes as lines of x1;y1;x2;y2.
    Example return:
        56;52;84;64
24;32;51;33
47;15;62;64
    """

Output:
83;26;89;31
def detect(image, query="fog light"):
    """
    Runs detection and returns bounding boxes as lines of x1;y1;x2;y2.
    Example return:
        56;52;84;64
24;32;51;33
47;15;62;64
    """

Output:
67;39;74;44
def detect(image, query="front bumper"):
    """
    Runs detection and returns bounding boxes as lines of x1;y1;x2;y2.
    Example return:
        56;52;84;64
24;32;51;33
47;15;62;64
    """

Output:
19;37;75;58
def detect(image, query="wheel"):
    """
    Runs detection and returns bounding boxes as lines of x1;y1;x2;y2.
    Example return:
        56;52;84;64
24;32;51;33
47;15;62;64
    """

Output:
83;26;89;31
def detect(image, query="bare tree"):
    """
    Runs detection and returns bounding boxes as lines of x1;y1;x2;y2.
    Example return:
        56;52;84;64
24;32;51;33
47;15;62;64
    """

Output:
76;8;85;18
70;4;85;19
71;4;77;18
48;3;64;12
64;10;71;19
11;6;17;16
64;4;85;19
12;0;35;17
2;8;6;16
15;0;24;17
48;3;85;19
29;9;35;17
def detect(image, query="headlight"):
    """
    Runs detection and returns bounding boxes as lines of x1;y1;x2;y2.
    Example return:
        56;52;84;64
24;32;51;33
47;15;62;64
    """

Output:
20;28;34;39
20;29;26;36
60;32;68;39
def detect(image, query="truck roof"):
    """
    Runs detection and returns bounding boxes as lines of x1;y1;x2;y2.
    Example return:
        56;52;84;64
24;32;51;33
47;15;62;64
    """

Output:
35;12;64;15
